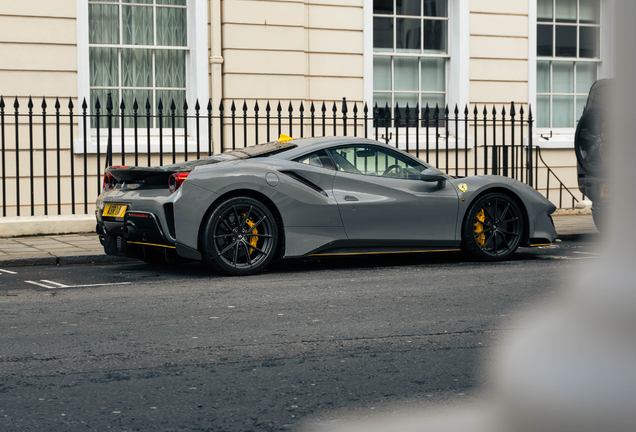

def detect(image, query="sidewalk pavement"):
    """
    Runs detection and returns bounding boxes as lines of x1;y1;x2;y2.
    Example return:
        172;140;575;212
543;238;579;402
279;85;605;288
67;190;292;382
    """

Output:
0;213;600;268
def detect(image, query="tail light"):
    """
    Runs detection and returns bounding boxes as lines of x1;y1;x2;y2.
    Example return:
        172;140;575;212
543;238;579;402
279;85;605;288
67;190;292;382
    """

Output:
169;172;189;193
103;173;118;192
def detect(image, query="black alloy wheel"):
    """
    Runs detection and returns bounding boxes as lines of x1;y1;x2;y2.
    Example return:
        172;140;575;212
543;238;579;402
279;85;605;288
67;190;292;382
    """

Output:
462;192;523;261
574;108;608;175
202;197;278;276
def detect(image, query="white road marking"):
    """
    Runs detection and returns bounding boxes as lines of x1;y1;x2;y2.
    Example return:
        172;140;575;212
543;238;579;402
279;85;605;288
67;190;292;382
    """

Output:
25;280;132;290
0;269;18;274
573;251;603;256
539;255;598;260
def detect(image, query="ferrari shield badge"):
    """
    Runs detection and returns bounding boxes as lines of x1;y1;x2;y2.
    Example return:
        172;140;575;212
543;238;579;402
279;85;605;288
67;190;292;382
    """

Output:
458;183;468;193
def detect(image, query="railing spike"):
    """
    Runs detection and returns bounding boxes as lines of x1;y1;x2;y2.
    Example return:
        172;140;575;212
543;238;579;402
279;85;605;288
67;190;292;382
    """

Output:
342;97;348;114
492;105;497;116
502;106;506;116
54;97;60;110
231;100;236;111
243;100;248;112
288;101;293;113
299;101;304;112
0;96;4;109
519;104;524;116
146;98;152;110
28;96;33;109
195;99;200;111
510;101;516;116
353;102;358;113
473;105;478;115
158;98;163;111
41;97;47;110
310;102;315;113
254;100;259;111
183;99;188;111
483;105;487;116
321;101;326;113
363;102;368;114
120;99;125;110
94;97;100;110
455;104;459;115
133;98;138;111
266;101;271;111
277;101;282;112
464;104;469;115
332;102;337;113
68;98;73;110
170;99;175;112
444;104;449;116
82;98;87;110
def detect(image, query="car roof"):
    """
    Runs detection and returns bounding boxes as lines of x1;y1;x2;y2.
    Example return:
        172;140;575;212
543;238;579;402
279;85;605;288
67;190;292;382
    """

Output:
270;136;397;159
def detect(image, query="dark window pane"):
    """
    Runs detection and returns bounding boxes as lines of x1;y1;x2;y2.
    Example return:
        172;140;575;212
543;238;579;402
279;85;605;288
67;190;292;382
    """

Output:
397;0;421;16
538;0;553;22
579;27;598;58
373;17;393;51
424;0;448;17
373;0;393;15
555;25;576;57
424;20;447;53
537;25;553;56
396;18;421;52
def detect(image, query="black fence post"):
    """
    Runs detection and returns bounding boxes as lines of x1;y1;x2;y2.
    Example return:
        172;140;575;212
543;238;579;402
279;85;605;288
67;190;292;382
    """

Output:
14;97;19;216
254;100;259;144
299;102;304;138
528;105;534;188
405;103;410;153
434;104;440;167
0;97;5;217
41;98;48;215
363;102;368;139
146;98;152;165
473;106;478;175
231;100;236;151
374;102;378;141
266;101;271;142
183;100;188;161
415;103;420;158
353;102;358;137
454;104;459;177
342;98;348;137
384;102;389;144
217;100;222;154
82;98;88;213
482;106;487;175
332;102;337;136
28;97;34;216
106;92;113;169
444;105;449;174
195;100;201;159
321;102;326;137
510;102;516;179
519;105;525;183
277;101;282;139
425;104;430;163
502;106;507;177
55;98;61;215
288;102;293;137
69;98;75;214
491;106;497;175
395;103;400;149
243;100;248;148
310;102;315;138
120;99;126;165
158;98;164;165
133;99;139;165
170;99;176;162
464;105;469;178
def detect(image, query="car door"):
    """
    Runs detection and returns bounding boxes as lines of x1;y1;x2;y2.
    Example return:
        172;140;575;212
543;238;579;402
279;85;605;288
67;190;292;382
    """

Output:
327;145;459;243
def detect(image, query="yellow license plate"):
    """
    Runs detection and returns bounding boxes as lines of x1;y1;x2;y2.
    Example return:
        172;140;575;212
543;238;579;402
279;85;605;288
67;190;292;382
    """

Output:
600;184;610;198
102;204;128;218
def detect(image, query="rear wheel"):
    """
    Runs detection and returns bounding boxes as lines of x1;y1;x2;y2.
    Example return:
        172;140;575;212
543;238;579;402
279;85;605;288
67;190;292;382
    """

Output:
461;193;523;261
201;197;278;276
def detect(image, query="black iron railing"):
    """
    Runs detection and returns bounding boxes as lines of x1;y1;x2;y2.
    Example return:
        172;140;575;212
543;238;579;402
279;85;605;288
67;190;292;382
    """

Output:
0;94;580;218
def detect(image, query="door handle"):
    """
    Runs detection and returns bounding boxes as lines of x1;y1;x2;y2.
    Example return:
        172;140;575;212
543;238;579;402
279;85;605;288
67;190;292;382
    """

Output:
344;195;359;202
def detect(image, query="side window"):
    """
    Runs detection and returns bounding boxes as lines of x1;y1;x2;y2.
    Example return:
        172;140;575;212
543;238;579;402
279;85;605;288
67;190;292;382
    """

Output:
327;146;425;180
294;150;336;170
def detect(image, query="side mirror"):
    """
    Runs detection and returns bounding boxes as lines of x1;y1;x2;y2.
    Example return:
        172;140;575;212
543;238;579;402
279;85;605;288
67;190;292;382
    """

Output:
420;168;447;182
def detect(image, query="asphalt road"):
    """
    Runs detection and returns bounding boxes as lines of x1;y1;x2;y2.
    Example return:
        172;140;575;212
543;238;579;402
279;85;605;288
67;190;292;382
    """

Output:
0;240;601;431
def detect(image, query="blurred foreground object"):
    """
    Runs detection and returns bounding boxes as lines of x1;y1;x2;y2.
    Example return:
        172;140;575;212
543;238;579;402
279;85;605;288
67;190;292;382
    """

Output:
304;1;636;430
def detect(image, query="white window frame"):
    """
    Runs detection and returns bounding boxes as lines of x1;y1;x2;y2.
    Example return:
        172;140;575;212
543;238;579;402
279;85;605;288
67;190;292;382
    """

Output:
363;0;469;143
76;0;209;154
529;0;615;148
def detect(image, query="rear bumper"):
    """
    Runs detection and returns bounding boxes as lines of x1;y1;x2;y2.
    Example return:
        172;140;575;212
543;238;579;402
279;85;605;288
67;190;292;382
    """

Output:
97;210;180;262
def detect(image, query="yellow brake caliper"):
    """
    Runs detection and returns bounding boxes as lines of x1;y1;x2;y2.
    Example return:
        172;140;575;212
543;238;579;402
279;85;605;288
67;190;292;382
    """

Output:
474;209;486;246
243;216;259;255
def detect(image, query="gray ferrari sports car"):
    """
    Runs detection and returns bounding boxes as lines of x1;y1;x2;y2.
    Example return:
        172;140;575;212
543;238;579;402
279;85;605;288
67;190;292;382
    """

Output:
96;136;557;275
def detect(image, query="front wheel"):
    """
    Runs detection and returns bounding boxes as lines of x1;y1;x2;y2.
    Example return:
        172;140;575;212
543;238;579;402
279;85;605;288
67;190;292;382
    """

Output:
461;193;523;261
201;197;278;276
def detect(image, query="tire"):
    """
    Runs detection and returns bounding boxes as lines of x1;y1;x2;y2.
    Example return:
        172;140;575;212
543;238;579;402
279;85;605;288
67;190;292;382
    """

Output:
461;192;523;261
574;108;608;176
201;196;278;276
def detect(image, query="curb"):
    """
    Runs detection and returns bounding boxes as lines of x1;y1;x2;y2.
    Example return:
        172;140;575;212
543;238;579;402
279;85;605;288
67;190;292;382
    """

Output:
556;233;601;242
0;253;133;268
